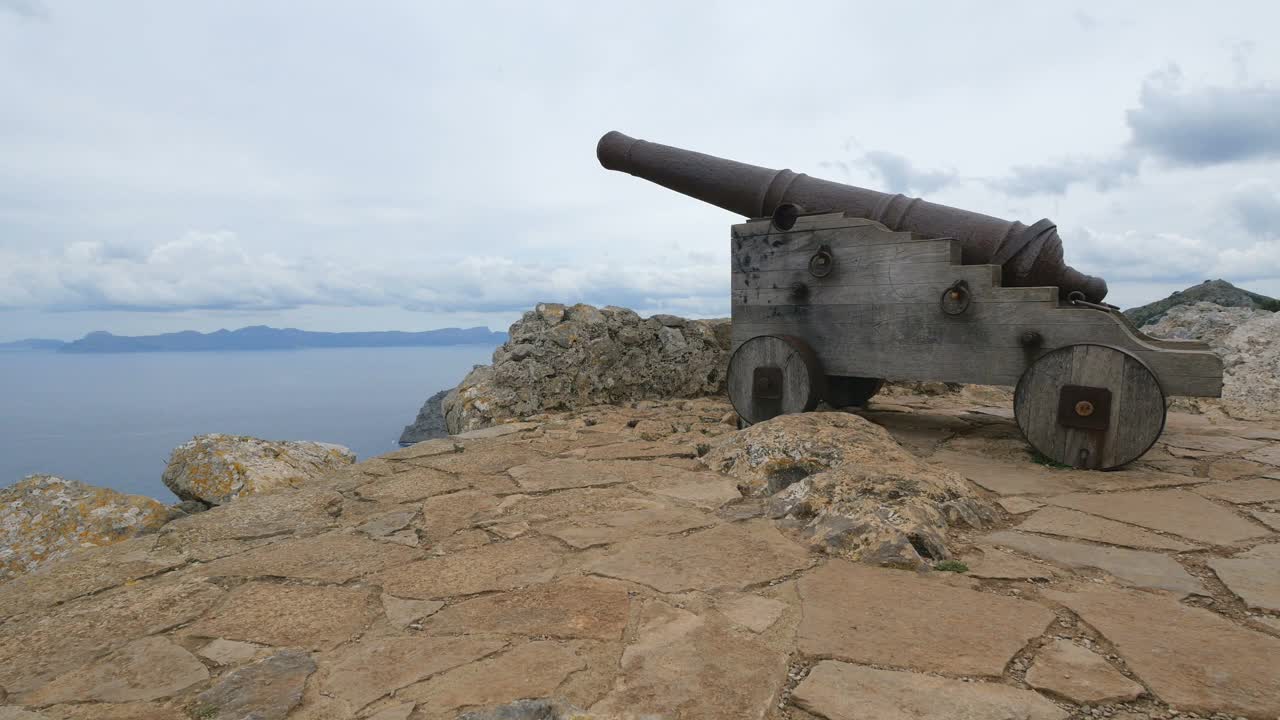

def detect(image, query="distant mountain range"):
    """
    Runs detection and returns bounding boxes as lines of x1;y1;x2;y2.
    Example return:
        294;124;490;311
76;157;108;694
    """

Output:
0;338;67;352
0;325;507;353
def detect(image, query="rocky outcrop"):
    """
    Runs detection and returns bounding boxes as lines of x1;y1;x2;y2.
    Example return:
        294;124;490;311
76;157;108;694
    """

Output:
442;303;731;434
702;412;994;567
1142;301;1280;417
162;434;357;506
0;474;172;580
1124;278;1278;327
398;389;450;445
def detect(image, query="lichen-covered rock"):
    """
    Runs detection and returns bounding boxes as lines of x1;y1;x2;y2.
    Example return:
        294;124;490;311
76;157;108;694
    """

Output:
1142;301;1280;417
0;475;172;581
162;434;356;506
443;303;731;434
702;412;994;567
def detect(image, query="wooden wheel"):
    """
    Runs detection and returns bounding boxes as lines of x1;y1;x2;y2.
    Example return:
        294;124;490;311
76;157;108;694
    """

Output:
825;376;884;408
1014;344;1166;470
728;335;825;425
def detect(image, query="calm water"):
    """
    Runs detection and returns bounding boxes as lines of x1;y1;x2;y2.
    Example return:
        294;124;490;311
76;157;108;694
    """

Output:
0;345;497;501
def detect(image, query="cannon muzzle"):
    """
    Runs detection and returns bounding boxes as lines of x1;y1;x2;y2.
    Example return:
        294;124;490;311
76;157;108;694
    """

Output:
597;130;1107;302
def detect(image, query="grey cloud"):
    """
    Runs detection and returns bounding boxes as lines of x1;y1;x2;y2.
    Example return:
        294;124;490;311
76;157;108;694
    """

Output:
861;151;959;195
983;65;1280;198
819;151;958;196
0;0;47;19
987;151;1140;197
1127;66;1280;166
1229;182;1280;237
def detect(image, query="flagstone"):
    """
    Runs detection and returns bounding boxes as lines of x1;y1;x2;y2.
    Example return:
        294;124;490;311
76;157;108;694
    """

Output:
538;504;714;548
1025;639;1144;704
1046;585;1280;717
1015;506;1196;551
400;641;589;719
355;469;470;504
586;520;810;593
373;536;565;599
199;531;421;582
186;582;377;651
1045;489;1269;545
25;636;208;705
506;458;627;492
1208;543;1280;612
984;531;1202;596
0;578;222;699
796;561;1053;677
792;661;1067;720
423;576;630;640
589;602;787;720
1193;477;1280;504
316;635;507;712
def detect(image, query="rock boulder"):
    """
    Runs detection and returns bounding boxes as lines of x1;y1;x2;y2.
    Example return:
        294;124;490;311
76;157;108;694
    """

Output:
162;434;356;506
702;412;994;566
443;303;730;434
0;475;172;581
1142;301;1280;416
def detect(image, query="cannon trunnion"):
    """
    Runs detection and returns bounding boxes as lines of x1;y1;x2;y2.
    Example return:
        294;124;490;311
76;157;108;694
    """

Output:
725;211;1223;470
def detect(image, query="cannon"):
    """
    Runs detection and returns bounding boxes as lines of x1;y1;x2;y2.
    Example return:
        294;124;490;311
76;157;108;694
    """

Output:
597;131;1224;469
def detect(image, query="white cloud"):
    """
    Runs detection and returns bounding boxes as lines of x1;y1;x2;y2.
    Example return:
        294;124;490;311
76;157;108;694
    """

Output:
2;1;1280;338
0;230;727;316
1228;180;1280;237
1070;226;1280;282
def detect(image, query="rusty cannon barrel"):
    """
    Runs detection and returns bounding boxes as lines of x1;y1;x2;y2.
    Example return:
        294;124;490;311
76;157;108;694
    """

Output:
597;131;1107;302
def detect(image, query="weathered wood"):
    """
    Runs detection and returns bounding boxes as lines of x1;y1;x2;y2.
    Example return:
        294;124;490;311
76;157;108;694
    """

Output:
730;302;1222;397
1014;345;1165;469
734;280;1057;306
1109;308;1212;351
727;335;824;424
732;261;1002;292
734;236;955;273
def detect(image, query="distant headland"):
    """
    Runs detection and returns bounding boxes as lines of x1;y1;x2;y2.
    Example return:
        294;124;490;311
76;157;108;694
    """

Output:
0;325;507;353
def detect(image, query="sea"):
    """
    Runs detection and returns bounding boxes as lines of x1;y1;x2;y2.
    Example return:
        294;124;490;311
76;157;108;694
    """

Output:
0;344;498;502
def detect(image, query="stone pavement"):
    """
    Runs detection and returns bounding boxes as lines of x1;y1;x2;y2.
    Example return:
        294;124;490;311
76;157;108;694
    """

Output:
0;391;1277;719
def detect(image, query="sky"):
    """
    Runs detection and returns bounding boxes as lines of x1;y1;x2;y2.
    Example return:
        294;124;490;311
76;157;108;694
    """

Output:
2;1;1279;342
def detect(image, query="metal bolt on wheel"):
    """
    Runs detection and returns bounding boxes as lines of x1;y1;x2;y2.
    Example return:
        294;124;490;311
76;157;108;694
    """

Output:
1014;344;1166;470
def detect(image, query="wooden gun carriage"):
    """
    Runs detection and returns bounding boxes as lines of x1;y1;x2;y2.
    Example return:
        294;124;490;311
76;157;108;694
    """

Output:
597;131;1224;470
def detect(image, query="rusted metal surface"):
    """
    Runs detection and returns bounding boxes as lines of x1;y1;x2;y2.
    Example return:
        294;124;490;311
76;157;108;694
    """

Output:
808;245;834;278
939;280;972;315
1056;384;1112;431
598;130;1108;302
